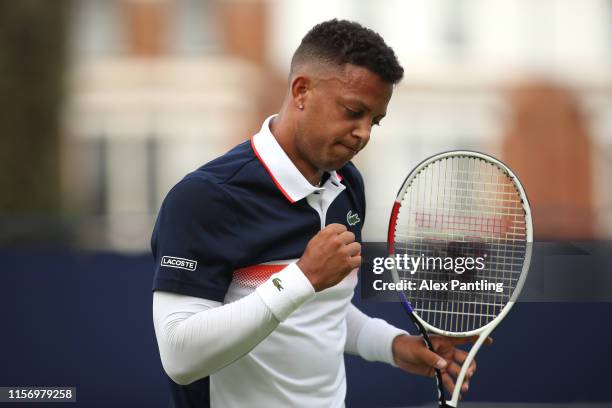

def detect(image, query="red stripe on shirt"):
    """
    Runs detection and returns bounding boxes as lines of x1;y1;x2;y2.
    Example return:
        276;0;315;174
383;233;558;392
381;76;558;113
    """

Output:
250;138;295;203
233;264;286;287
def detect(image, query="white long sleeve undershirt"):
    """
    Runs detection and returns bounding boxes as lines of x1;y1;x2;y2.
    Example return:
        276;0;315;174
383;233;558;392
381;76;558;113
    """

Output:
153;263;407;385
344;304;408;365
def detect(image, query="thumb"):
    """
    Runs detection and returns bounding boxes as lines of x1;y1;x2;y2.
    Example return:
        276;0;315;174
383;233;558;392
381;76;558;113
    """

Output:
420;347;447;370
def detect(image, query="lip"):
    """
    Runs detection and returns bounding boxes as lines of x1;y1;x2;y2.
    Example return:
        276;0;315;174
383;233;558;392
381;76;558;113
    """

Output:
338;143;359;154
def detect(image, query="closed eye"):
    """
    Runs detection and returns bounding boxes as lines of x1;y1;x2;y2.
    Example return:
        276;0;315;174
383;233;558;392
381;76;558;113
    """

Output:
345;105;384;127
345;106;364;119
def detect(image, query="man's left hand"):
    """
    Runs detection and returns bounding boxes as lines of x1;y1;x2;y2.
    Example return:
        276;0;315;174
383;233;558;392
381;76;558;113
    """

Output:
391;334;493;397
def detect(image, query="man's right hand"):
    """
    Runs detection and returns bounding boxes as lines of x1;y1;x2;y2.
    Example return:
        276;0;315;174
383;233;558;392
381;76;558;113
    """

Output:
297;223;361;292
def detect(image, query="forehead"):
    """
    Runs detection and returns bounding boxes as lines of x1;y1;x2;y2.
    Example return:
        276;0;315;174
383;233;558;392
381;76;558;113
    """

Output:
326;64;393;110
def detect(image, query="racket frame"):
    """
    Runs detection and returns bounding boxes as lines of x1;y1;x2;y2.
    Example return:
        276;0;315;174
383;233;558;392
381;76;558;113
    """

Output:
387;150;533;407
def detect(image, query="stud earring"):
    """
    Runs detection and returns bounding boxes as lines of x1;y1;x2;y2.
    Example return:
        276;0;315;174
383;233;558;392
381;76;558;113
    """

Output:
298;105;304;110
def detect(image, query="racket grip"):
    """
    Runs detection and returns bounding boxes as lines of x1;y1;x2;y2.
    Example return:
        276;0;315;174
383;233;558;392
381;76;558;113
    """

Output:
398;295;449;407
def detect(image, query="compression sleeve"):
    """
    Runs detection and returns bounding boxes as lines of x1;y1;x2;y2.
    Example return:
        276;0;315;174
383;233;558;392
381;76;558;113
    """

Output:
153;263;314;385
344;304;408;366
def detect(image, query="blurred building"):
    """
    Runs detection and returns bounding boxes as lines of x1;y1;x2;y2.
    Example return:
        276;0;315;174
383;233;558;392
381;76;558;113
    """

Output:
30;0;612;249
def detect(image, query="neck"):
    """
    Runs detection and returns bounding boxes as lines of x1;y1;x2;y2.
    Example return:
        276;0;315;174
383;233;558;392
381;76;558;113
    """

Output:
269;111;323;186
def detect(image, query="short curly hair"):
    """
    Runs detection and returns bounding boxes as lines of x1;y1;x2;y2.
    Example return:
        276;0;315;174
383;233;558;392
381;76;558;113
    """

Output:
290;19;404;85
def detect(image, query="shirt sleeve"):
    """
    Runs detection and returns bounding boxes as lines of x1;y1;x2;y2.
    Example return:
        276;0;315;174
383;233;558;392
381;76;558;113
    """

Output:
344;303;408;366
153;289;277;385
153;263;315;385
151;176;241;301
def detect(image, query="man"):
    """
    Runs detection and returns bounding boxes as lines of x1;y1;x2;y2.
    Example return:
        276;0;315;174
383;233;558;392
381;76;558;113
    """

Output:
152;19;481;407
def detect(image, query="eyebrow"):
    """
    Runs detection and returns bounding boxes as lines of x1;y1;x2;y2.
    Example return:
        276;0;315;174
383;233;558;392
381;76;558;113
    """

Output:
344;98;371;111
344;98;386;118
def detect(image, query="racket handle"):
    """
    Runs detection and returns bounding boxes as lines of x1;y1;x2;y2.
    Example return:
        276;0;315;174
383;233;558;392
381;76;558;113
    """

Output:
421;331;448;408
398;295;449;407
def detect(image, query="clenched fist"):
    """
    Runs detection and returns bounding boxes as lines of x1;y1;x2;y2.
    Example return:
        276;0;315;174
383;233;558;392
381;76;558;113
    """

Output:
297;223;361;291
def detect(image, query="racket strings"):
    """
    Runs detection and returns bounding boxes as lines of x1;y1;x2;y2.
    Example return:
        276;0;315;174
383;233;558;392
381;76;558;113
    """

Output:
394;156;527;333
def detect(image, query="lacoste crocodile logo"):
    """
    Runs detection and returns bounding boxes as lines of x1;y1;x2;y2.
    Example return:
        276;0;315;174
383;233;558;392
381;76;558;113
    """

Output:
272;277;284;291
347;210;360;226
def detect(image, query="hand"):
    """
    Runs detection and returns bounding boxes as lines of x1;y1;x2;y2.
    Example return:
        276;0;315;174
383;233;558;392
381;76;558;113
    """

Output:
391;334;493;398
297;223;361;291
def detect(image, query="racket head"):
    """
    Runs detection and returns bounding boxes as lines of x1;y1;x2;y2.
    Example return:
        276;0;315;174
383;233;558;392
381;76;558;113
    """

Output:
388;150;533;338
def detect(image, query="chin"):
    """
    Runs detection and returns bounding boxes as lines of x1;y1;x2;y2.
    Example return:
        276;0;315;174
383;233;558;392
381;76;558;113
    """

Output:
320;158;350;172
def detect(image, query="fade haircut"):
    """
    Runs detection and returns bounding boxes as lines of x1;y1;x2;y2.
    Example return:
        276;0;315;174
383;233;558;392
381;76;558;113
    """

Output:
290;19;404;85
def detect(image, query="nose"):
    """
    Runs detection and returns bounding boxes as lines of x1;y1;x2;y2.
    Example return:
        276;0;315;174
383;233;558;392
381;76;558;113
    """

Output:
352;120;372;146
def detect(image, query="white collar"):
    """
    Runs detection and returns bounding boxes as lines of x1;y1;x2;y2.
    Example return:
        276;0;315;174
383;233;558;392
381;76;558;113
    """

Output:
251;115;344;203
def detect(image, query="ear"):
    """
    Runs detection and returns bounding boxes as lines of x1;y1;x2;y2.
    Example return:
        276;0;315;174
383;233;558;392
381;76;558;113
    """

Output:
290;75;310;111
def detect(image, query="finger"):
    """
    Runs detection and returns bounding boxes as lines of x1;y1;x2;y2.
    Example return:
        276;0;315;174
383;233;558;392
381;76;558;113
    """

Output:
453;348;469;365
446;335;480;345
347;254;362;269
468;358;476;376
344;242;361;257
418;347;448;371
323;223;347;234
446;361;462;379
338;230;356;245
441;371;455;396
442;370;469;395
452;350;476;378
447;335;494;347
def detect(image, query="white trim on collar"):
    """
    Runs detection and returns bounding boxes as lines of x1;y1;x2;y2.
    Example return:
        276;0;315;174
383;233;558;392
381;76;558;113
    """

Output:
251;115;343;203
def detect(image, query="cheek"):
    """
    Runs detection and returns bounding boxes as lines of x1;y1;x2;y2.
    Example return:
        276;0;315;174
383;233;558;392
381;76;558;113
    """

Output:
301;113;331;147
295;122;324;158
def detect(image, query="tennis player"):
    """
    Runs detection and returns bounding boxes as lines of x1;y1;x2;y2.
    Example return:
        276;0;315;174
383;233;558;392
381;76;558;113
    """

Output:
152;19;481;408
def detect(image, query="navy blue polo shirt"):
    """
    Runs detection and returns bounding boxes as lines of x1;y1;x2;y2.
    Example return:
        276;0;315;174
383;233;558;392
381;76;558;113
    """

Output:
151;115;366;407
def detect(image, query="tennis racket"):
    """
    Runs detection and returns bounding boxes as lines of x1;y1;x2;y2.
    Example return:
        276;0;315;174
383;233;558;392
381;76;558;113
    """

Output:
387;150;532;407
